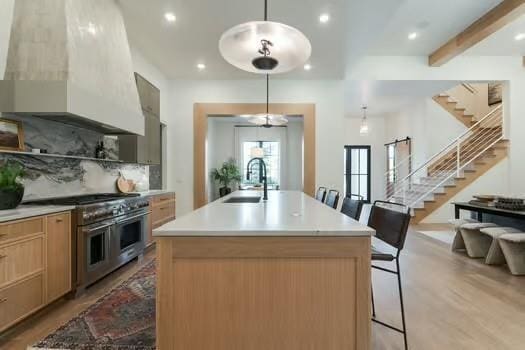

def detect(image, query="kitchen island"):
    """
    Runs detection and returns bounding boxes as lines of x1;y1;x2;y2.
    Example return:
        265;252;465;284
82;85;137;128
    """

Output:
154;191;374;350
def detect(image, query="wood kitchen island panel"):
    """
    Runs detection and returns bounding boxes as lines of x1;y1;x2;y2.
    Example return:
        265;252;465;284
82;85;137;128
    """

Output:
157;236;371;350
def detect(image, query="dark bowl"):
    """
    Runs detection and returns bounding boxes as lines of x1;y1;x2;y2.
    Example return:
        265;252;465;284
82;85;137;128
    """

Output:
0;187;25;210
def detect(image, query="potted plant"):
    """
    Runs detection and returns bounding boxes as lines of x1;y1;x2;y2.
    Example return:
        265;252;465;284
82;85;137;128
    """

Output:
211;158;242;197
0;162;25;210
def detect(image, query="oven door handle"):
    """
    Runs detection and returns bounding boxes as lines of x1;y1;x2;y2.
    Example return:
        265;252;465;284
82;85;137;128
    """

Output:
115;211;150;225
83;222;114;233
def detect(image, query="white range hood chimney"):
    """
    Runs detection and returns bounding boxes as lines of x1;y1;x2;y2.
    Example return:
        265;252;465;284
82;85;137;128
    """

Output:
0;0;144;135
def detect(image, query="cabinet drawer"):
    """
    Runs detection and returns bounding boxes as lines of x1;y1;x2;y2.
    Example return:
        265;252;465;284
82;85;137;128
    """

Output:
0;236;44;287
0;273;44;332
152;202;176;228
152;193;175;205
0;217;44;245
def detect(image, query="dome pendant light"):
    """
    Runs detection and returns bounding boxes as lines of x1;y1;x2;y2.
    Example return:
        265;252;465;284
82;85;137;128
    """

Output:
249;75;288;127
360;106;369;135
219;0;311;74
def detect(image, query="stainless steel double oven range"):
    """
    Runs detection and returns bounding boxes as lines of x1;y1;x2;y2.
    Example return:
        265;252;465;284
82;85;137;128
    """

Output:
26;193;150;294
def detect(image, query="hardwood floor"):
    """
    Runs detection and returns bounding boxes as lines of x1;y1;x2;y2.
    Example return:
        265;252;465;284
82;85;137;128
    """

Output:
373;224;525;350
1;226;524;350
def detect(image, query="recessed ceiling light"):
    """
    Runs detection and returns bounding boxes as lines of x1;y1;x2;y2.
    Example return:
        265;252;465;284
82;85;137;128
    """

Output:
303;63;312;71
319;13;330;24
408;32;418;40
197;63;206;70
515;33;525;41
164;12;176;23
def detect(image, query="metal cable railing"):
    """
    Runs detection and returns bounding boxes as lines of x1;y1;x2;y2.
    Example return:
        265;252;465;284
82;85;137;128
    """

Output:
384;105;503;208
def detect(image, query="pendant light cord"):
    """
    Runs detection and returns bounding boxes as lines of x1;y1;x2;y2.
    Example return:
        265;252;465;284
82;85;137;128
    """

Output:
264;0;269;126
266;74;269;125
266;75;269;114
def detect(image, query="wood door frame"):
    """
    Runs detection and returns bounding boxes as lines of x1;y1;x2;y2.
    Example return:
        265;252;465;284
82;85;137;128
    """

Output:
194;103;316;209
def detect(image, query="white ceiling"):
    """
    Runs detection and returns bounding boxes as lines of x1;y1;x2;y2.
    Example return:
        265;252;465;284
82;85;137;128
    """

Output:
119;1;518;118
344;80;459;118
119;0;348;79
119;0;512;80
465;14;525;55
369;0;503;56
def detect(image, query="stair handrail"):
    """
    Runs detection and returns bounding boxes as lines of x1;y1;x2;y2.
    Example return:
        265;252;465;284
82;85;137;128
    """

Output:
461;83;477;94
386;105;502;200
407;135;503;207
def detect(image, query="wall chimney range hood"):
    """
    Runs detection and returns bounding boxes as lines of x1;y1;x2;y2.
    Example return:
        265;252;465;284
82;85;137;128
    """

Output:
0;0;144;135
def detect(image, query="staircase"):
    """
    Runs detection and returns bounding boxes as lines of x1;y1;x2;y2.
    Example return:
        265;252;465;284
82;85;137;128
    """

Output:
385;105;508;223
433;94;477;127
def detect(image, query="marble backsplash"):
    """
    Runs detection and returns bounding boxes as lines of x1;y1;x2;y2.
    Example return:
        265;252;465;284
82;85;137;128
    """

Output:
0;115;152;200
148;164;162;190
6;115;119;158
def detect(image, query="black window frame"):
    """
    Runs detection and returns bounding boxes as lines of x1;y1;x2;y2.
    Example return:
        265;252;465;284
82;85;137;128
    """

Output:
344;145;371;203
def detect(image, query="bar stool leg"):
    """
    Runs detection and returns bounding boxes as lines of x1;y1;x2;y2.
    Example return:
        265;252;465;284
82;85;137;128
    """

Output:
396;259;408;350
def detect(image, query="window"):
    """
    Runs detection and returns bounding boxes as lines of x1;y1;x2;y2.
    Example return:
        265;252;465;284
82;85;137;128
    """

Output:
344;145;371;203
241;141;281;188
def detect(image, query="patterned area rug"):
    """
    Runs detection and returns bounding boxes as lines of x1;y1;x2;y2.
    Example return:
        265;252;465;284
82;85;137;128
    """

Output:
31;260;156;350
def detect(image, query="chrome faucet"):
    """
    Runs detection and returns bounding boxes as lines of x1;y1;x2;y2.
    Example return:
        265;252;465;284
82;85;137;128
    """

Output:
246;157;268;201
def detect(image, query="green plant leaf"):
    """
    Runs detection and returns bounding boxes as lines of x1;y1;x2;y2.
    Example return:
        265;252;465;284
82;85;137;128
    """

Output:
0;161;24;191
210;158;241;187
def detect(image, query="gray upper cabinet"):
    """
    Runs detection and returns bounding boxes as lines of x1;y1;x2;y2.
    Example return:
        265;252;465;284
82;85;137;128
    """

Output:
135;73;160;118
118;74;161;165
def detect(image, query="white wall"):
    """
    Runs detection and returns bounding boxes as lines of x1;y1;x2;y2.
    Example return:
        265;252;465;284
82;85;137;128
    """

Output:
286;121;304;192
206;119;236;200
0;0;15;77
384;98;466;169
167;80;345;215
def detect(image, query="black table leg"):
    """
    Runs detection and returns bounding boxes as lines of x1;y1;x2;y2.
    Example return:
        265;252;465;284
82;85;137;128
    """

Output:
455;206;460;219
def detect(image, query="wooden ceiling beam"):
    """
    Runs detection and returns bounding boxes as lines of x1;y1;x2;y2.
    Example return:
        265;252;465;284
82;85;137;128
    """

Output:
429;0;525;66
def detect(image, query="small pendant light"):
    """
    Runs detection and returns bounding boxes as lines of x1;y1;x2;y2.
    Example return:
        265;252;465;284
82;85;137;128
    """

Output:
360;106;369;135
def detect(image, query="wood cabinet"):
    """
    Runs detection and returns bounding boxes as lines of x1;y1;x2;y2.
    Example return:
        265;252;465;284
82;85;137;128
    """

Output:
0;236;44;288
45;213;71;303
0;274;44;331
119;73;162;165
146;193;176;246
0;212;71;332
119;113;161;165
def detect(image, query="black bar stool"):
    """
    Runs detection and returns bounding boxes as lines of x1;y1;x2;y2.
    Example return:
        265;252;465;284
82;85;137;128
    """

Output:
368;200;411;350
340;194;364;220
325;189;340;209
315;187;327;203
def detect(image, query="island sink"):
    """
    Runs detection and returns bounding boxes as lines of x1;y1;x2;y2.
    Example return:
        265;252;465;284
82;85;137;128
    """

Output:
223;196;261;203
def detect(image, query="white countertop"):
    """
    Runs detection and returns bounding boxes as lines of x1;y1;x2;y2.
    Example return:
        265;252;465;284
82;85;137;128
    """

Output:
134;190;175;197
0;205;76;223
154;191;374;237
